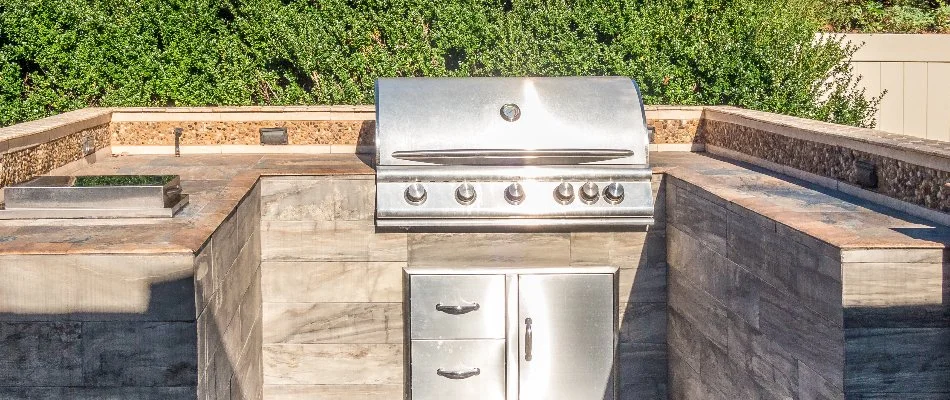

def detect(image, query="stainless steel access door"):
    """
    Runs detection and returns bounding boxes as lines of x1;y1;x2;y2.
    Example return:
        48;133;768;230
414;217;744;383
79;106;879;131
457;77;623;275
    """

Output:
518;274;616;400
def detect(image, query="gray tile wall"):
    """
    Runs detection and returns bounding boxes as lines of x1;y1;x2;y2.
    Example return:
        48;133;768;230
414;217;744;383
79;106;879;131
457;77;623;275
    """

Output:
0;254;198;399
666;175;846;400
259;175;669;399
667;173;950;399
197;183;263;400
260;176;405;399
841;249;950;397
0;183;263;400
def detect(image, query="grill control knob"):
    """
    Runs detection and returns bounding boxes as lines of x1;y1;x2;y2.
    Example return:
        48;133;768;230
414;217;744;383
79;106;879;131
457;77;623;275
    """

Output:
505;182;525;205
554;182;575;204
580;182;599;204
455;183;476;205
404;183;427;205
604;182;625;204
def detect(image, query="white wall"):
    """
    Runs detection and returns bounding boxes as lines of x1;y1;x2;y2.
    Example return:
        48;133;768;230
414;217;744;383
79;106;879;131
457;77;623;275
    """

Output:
843;34;950;141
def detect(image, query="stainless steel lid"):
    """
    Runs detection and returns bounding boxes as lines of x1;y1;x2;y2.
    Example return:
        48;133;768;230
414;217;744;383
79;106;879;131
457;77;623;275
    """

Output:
374;77;649;167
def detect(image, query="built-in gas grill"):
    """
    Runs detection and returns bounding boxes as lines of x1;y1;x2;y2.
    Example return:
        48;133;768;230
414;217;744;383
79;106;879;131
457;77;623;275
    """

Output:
374;76;653;229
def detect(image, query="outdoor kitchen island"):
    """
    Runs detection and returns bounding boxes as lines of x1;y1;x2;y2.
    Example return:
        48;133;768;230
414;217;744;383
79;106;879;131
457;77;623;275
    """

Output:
0;150;946;400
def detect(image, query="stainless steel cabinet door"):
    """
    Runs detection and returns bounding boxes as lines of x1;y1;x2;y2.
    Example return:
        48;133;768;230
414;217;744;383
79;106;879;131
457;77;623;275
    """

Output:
518;274;616;400
410;339;506;400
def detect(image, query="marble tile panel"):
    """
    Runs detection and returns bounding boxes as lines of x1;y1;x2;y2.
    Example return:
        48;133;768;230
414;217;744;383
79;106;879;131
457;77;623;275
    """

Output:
262;344;402;385
758;287;845;386
0;322;82;386
0;387;197;399
618;343;668;400
669;226;761;327
262;220;407;262
724;314;800;400
668;271;729;350
231;318;264;400
194;241;213;317
0;254;194;321
212;211;242;280
798;360;843;400
262;262;403;303
667;184;729;250
619;302;667;344
570;230;666;269
842;262;945;307
219;231;261;328
81;321;197;387
261;177;374;222
845;328;950;395
236;182;262;242
408;232;571;267
619;262;668;304
263;384;402;400
841;248;944;264
263;302;402;344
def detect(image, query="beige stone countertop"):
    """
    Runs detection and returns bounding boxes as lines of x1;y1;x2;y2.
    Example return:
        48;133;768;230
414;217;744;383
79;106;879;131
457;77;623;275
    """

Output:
656;152;950;250
0;151;946;255
0;154;373;255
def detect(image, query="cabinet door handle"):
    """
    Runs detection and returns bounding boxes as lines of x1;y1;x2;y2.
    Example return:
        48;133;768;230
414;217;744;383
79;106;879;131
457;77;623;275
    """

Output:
435;302;480;315
525;317;533;361
436;368;481;379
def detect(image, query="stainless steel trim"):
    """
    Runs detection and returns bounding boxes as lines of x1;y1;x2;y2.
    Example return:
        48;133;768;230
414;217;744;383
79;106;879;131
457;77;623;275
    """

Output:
376;217;655;229
377;165;652;182
405;266;619;276
4;175;182;210
506;274;519;400
0;194;189;219
376;179;654;219
391;149;634;165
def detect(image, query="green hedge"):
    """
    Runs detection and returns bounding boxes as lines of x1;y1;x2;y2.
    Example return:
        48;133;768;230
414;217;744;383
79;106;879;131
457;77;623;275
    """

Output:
1;0;878;128
824;0;950;33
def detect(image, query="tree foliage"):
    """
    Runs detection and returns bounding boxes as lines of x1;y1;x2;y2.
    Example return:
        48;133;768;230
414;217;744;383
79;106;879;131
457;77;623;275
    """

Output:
0;0;879;127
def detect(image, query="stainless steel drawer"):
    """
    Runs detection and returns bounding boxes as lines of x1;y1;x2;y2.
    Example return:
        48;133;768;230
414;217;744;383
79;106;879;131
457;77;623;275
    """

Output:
410;339;506;400
409;274;506;339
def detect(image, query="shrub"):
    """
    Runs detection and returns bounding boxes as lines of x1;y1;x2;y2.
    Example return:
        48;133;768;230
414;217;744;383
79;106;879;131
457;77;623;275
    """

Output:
825;0;950;33
1;0;878;128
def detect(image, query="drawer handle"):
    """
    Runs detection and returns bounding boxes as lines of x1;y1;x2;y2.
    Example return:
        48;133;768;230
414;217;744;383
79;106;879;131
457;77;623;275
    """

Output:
435;302;480;315
437;368;481;380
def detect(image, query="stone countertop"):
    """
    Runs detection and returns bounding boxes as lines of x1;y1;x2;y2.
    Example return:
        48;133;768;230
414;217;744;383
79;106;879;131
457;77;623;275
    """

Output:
0;151;946;255
0;154;373;255
656;152;950;249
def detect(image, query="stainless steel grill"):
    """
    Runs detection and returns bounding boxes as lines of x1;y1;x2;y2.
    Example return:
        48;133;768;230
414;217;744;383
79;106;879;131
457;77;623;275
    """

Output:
374;76;654;229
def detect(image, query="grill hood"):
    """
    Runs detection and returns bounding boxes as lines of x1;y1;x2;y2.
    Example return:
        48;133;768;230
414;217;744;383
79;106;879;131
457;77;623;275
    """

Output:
374;77;649;167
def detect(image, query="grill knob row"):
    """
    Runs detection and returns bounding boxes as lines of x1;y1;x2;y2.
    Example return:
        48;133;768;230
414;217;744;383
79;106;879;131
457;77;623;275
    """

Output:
404;181;624;206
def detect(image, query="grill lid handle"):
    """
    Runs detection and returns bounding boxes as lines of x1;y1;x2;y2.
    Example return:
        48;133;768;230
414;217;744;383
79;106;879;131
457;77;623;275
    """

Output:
391;149;634;165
